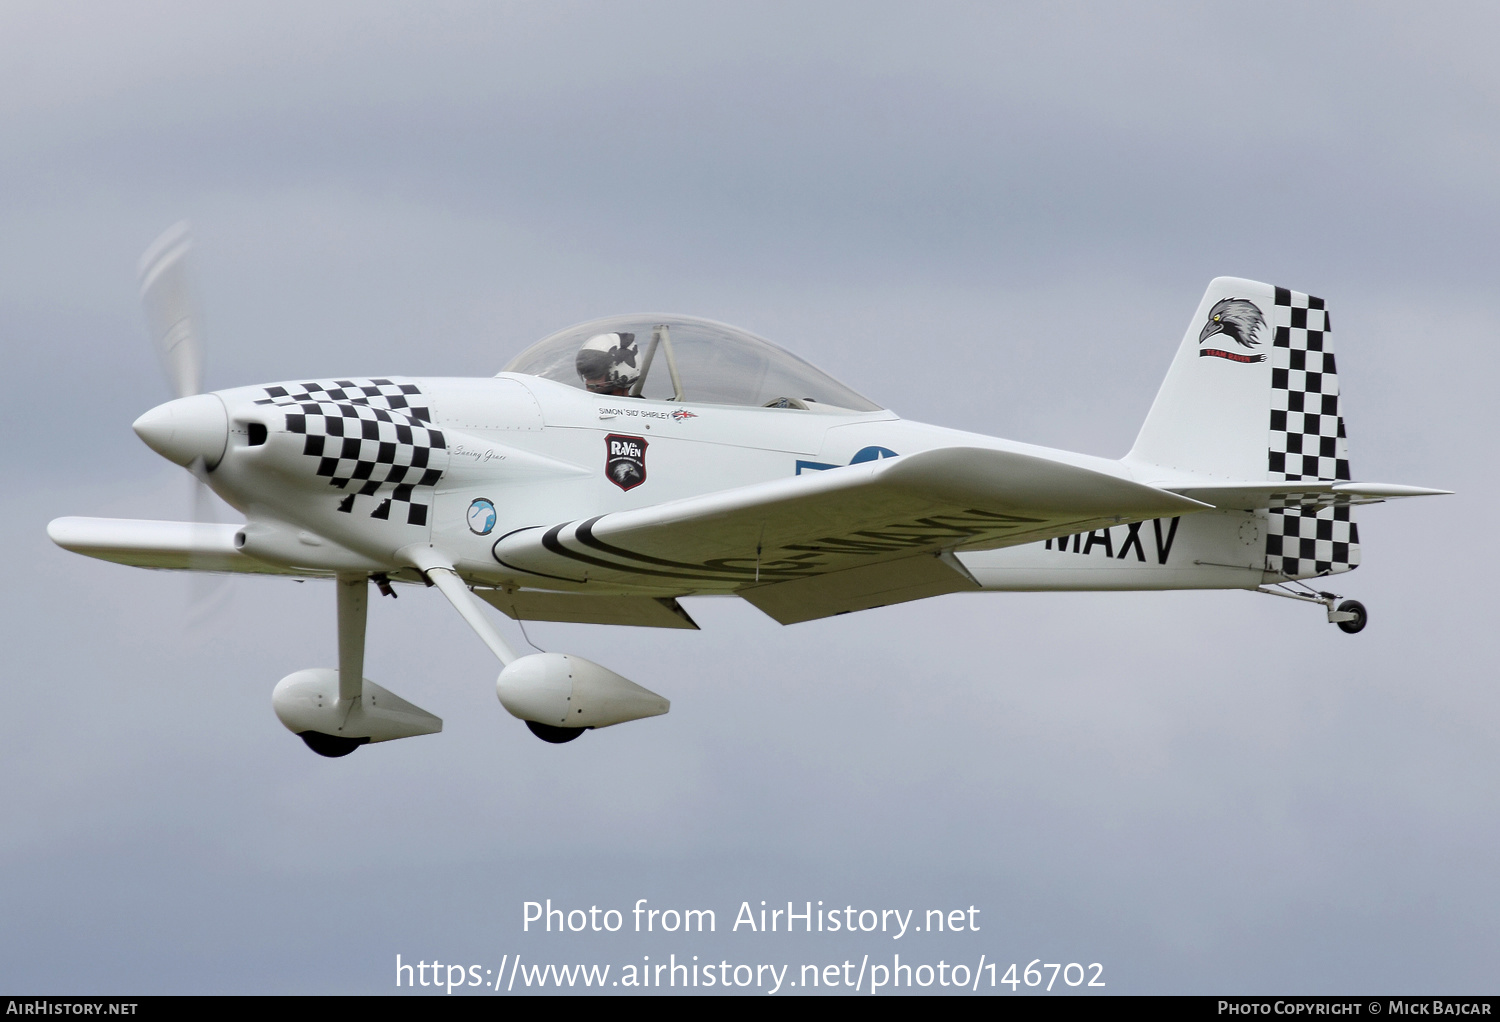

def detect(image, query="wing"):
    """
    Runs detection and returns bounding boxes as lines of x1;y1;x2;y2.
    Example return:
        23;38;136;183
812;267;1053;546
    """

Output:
474;588;700;629
48;517;321;576
493;447;1208;624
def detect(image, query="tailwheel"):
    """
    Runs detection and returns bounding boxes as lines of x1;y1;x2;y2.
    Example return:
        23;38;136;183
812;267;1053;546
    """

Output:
299;731;370;757
1259;582;1369;634
1334;599;1367;634
526;720;586;744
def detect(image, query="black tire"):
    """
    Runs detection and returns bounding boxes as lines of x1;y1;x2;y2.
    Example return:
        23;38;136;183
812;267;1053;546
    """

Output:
1336;599;1367;634
299;731;369;757
526;720;586;744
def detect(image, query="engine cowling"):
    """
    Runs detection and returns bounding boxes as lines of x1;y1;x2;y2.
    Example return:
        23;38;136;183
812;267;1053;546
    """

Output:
496;653;669;729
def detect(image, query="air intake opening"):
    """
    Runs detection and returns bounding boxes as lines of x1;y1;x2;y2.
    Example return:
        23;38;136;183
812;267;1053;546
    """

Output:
247;422;268;446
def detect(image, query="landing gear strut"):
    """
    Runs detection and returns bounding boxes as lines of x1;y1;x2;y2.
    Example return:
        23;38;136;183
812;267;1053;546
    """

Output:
273;575;443;757
1259;582;1367;633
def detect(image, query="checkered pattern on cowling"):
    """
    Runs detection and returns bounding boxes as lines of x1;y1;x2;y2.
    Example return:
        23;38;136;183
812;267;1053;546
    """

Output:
1264;288;1359;578
254;378;448;526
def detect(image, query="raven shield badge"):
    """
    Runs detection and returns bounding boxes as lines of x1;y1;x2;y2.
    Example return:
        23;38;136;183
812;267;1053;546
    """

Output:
604;433;648;491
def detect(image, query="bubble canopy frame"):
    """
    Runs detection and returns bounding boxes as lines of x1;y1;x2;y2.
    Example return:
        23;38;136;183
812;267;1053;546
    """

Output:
503;315;883;413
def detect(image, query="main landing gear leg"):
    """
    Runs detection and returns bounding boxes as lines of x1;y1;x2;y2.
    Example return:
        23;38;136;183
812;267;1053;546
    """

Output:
1258;582;1367;634
297;574;372;757
272;572;443;755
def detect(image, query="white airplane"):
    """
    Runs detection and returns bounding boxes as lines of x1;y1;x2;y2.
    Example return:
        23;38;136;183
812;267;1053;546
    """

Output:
48;226;1449;756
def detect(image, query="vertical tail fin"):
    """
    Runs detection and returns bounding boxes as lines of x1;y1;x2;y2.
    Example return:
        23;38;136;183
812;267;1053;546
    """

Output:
1126;278;1360;579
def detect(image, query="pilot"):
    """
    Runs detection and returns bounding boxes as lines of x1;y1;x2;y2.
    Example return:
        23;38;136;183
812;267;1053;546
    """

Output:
575;332;641;396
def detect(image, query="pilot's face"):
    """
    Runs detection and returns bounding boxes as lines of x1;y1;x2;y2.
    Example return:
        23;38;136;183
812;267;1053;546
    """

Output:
585;376;628;396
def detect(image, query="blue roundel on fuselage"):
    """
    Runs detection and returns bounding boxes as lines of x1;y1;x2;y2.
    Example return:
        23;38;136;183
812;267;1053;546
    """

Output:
849;446;899;464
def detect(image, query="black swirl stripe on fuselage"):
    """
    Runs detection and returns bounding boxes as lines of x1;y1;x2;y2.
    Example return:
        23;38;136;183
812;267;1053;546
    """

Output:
493;508;1050;586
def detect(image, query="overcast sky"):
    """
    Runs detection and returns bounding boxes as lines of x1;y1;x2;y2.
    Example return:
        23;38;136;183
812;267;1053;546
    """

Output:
1;1;1495;995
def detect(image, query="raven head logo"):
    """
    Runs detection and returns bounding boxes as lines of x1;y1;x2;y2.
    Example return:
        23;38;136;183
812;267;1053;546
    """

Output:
1199;298;1265;349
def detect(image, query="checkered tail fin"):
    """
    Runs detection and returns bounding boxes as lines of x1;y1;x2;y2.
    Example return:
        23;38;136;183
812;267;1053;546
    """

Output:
1126;278;1359;579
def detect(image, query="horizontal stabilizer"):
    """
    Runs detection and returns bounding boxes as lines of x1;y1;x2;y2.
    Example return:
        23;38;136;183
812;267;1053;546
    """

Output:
1164;480;1453;510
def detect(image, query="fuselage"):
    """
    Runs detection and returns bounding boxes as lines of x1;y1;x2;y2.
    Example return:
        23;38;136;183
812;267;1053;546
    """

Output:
181;372;1147;593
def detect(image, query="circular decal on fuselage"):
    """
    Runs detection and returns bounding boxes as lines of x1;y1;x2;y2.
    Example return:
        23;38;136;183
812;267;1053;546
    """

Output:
467;497;497;536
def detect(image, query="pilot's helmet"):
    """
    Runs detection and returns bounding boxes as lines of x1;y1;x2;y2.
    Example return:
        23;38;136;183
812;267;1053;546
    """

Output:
575;332;640;395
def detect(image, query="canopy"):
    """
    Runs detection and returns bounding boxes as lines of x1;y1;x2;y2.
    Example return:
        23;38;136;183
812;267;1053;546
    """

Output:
504;315;882;412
